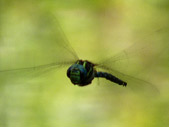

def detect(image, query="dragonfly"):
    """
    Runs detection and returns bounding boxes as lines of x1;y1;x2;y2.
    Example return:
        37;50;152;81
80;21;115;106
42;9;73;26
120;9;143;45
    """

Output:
67;59;127;86
0;14;167;92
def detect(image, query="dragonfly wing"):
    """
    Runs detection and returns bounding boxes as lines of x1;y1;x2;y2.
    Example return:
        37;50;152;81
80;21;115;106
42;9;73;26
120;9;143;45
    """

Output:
0;11;78;73
95;28;169;95
97;28;169;76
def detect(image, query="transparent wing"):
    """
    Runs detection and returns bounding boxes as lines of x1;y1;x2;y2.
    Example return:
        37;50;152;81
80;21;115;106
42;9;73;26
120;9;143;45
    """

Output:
95;28;169;95
0;10;78;73
97;28;169;75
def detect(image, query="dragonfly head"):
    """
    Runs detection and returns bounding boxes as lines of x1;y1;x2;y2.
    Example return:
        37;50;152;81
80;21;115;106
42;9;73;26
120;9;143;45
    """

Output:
67;64;87;85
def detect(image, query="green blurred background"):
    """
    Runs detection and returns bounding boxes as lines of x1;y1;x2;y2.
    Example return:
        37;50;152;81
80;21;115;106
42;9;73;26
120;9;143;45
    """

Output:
0;0;169;127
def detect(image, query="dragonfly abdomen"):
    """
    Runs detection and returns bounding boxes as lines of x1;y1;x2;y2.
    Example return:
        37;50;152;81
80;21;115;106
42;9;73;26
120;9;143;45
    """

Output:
95;72;127;86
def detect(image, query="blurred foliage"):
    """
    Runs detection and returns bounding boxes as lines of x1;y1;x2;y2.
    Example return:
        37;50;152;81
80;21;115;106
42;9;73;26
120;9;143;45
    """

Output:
0;0;169;127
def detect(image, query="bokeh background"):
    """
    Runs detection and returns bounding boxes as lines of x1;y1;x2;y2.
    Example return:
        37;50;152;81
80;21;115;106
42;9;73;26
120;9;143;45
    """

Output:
0;0;169;127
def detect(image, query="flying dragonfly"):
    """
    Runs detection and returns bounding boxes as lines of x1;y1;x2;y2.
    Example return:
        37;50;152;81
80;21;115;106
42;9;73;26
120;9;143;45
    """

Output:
0;14;167;92
67;59;127;86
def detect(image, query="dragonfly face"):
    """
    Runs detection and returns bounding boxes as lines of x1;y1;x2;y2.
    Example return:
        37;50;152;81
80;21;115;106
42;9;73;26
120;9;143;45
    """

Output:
69;68;81;84
67;64;87;85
